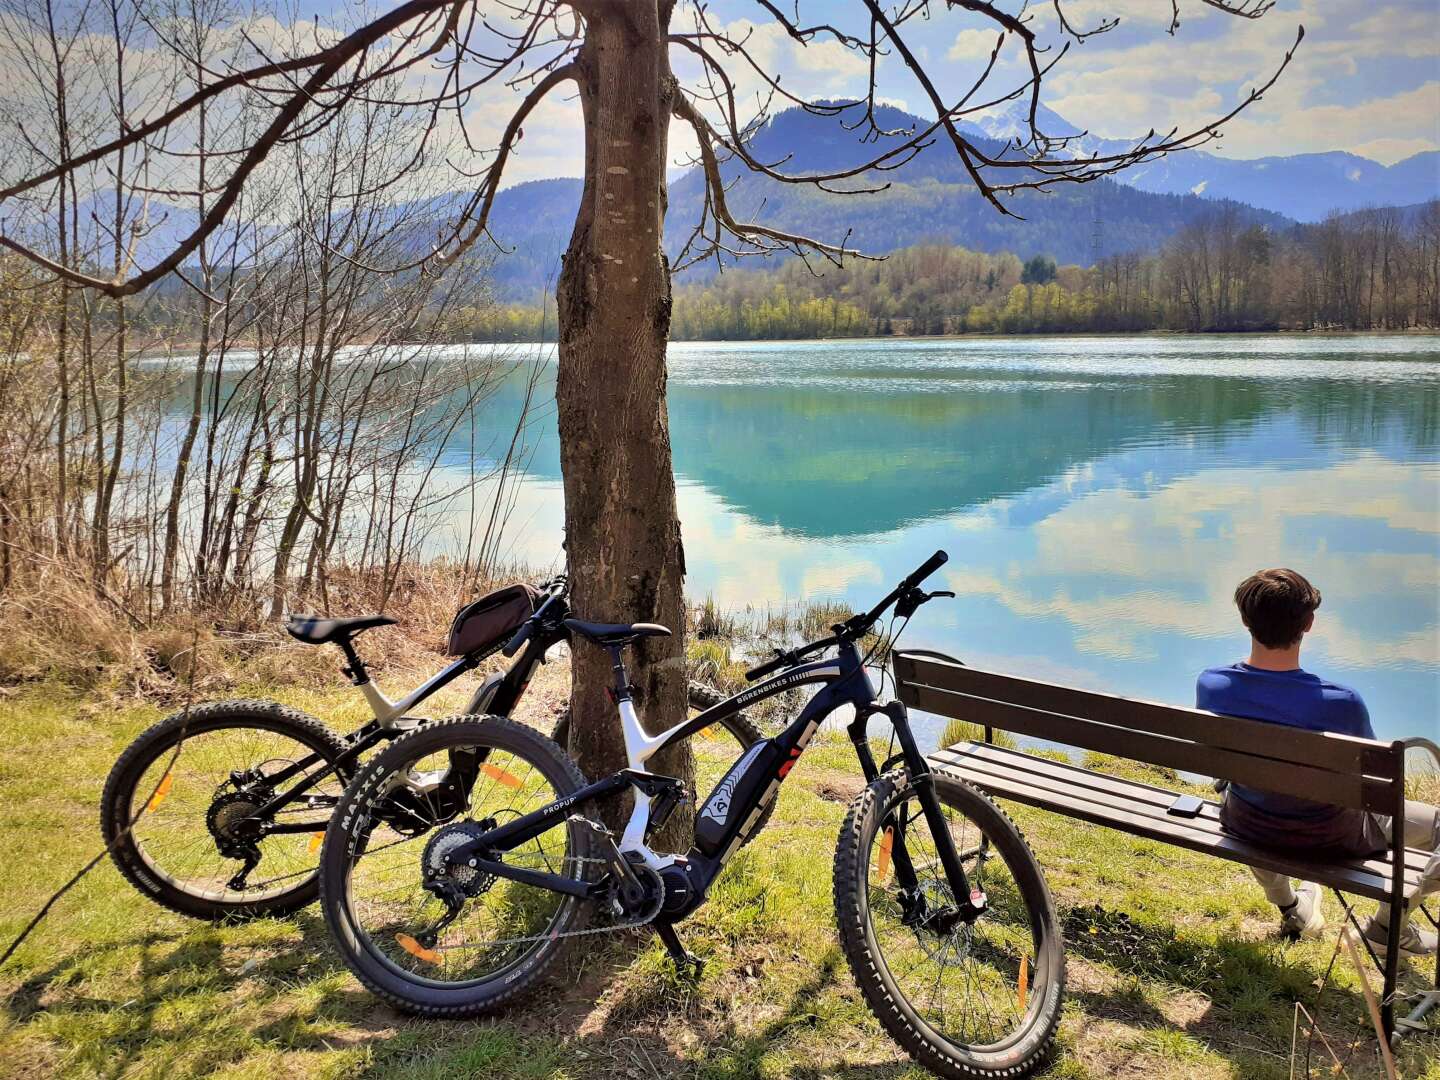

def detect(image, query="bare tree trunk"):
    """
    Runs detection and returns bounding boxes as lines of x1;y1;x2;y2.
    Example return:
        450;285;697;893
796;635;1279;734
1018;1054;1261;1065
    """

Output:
555;8;691;839
161;53;213;613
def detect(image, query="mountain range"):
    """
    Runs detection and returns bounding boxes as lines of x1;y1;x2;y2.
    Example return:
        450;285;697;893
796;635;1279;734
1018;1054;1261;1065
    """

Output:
475;100;1428;298
961;100;1438;223
51;101;1438;301
473;102;1435;298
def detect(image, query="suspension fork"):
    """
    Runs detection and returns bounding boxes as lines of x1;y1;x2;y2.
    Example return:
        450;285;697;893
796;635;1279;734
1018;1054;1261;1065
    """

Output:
877;700;985;924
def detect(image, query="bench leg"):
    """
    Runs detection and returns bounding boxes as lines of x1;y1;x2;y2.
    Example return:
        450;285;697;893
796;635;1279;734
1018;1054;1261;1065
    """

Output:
1423;903;1439;989
1382;815;1410;1042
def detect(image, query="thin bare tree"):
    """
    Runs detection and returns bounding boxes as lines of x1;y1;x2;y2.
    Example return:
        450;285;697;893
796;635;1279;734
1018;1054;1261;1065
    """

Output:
0;0;1299;826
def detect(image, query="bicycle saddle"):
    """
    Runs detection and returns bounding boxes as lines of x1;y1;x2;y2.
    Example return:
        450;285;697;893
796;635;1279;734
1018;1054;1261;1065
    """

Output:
285;614;396;646
562;619;671;646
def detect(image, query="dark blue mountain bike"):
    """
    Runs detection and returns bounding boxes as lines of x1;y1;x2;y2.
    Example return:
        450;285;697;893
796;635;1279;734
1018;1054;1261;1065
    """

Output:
319;552;1064;1078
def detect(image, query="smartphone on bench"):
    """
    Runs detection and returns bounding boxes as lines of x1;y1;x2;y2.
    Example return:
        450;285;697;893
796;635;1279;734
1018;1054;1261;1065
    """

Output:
1168;794;1204;818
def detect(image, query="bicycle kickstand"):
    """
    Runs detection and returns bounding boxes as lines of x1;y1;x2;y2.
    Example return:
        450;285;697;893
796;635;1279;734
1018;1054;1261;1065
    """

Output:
654;922;704;980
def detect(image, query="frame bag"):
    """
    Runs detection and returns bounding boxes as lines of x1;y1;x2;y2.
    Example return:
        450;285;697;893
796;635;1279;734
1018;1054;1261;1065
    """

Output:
445;583;539;657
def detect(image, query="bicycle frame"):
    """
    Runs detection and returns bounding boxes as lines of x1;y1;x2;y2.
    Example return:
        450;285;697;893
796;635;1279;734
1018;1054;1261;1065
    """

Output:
446;637;982;924
242;626;563;836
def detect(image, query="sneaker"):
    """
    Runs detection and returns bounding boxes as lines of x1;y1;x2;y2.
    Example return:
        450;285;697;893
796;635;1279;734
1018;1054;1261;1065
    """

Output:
1279;881;1325;940
1363;918;1439;961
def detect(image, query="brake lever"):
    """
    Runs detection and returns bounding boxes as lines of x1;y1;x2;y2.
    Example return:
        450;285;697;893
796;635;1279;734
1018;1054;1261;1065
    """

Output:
894;587;955;620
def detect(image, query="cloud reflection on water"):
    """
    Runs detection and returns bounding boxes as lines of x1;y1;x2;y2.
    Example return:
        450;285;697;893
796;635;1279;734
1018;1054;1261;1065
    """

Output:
467;337;1439;741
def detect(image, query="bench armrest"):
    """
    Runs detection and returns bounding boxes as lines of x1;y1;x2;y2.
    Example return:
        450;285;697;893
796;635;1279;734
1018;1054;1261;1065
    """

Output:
1401;737;1440;775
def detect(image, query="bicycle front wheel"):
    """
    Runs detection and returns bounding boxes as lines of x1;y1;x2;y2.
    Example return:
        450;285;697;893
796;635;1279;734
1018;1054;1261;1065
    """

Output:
834;768;1064;1078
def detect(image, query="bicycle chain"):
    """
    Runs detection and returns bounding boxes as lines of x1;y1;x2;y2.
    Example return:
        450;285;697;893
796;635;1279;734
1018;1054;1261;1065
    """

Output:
427;852;666;953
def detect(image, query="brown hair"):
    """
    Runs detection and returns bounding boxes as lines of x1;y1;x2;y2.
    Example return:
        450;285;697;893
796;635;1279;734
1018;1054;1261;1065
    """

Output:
1233;569;1321;649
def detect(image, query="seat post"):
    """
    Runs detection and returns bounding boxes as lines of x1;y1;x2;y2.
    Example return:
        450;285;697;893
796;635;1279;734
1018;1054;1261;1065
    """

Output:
606;645;632;702
337;637;370;686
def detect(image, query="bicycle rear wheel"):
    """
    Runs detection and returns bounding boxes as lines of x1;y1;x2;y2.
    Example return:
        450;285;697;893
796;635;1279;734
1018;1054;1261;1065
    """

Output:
834;768;1064;1078
101;700;349;919
320;716;592;1017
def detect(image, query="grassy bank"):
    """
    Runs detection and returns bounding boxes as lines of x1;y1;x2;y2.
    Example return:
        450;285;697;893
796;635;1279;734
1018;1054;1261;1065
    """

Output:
0;637;1437;1079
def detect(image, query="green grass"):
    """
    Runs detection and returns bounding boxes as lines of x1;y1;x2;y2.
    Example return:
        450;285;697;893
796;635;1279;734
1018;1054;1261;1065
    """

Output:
1;677;1437;1080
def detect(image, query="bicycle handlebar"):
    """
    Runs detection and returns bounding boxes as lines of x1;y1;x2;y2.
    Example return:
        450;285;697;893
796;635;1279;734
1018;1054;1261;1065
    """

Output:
502;577;569;658
856;549;949;628
743;550;949;681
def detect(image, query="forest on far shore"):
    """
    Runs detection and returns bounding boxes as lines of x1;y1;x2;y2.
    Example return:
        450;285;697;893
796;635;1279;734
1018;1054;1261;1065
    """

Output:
454;201;1440;342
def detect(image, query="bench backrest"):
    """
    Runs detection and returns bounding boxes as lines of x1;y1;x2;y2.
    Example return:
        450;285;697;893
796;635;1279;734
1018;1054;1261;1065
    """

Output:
894;652;1405;813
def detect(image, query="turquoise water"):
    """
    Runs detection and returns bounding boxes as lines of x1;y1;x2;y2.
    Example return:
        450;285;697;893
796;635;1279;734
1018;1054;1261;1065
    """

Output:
466;334;1439;746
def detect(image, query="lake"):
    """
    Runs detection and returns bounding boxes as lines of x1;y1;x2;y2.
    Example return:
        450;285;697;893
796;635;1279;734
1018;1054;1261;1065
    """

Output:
456;334;1439;747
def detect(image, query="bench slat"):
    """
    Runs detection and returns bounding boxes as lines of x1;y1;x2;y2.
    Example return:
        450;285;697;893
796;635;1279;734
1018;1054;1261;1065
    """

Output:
903;679;1399;812
895;653;1402;780
934;743;1434;877
932;742;1428;903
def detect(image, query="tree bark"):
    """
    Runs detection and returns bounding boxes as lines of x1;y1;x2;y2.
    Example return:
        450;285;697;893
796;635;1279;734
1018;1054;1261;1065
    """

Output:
555;4;692;843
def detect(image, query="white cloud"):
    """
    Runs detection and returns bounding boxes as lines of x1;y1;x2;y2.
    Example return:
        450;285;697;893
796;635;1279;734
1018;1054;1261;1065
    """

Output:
1038;0;1440;163
949;29;1005;62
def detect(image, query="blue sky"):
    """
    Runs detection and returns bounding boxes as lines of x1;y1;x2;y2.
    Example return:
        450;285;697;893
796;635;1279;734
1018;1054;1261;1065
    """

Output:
686;0;1440;163
432;0;1440;185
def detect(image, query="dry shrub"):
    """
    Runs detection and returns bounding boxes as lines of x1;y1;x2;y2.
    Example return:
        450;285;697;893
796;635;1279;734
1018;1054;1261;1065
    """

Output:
0;552;541;700
0;563;148;688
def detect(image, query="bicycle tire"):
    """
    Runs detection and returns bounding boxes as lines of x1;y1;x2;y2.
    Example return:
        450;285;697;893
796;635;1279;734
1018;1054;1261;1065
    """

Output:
834;768;1064;1078
319;715;591;1017
100;700;350;920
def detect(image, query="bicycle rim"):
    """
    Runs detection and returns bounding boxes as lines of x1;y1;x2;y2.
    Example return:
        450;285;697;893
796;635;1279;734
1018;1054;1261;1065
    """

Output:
338;734;584;988
861;777;1057;1061
126;724;342;904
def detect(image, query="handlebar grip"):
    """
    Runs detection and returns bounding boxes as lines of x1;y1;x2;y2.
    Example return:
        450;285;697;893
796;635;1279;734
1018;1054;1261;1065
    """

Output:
907;549;949;586
502;622;533;658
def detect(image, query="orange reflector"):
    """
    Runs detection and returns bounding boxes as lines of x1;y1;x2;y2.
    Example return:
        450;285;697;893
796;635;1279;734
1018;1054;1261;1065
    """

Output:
877;828;894;882
395;933;443;966
146;771;173;812
1017;954;1029;1011
480;763;522;789
308;831;324;854
698;726;716;740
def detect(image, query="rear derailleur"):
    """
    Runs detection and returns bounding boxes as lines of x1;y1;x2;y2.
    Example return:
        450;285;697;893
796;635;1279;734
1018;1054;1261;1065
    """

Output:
405;819;501;950
207;789;270;890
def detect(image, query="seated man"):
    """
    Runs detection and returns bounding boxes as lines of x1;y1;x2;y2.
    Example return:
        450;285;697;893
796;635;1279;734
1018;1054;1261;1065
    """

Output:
1198;568;1438;957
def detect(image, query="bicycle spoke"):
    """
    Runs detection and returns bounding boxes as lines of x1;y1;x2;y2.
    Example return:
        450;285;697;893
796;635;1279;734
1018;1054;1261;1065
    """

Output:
127;723;345;903
862;787;1041;1052
342;742;581;986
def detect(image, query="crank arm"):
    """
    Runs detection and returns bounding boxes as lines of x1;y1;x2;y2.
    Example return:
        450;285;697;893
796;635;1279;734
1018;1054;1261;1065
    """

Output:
259;818;337;836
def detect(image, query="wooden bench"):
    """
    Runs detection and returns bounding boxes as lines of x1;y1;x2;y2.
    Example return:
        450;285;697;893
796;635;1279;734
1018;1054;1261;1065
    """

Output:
895;650;1440;1041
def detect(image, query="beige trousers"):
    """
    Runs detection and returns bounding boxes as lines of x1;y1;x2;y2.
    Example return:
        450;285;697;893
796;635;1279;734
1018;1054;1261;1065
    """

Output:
1249;800;1440;926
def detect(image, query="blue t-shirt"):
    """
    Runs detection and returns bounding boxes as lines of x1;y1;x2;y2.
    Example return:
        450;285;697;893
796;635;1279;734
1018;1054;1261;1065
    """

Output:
1196;663;1374;820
